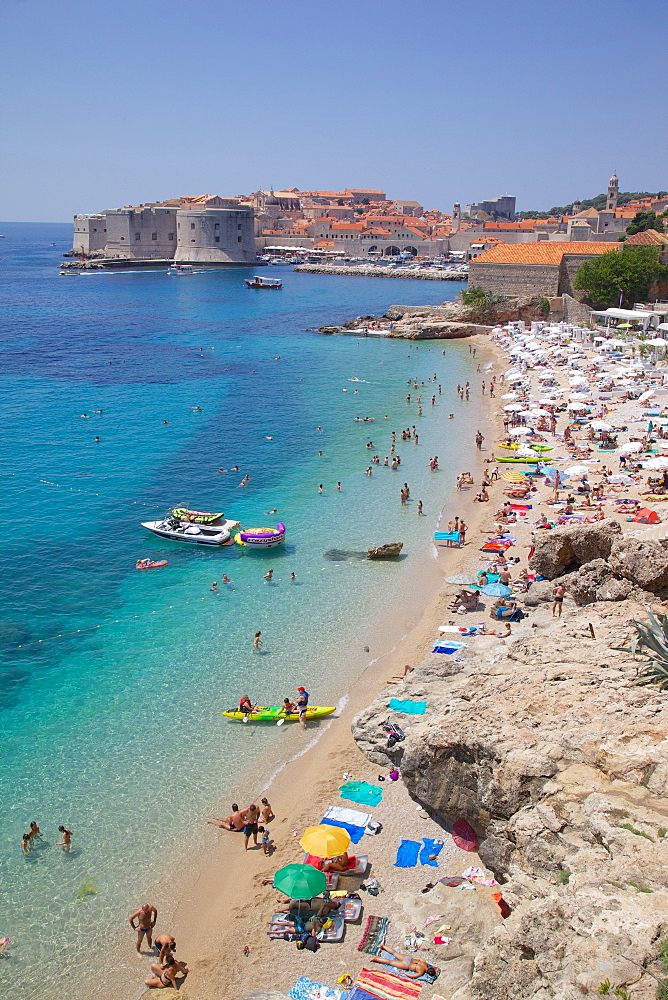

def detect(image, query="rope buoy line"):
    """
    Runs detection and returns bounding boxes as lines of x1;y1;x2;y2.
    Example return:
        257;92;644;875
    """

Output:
16;597;212;649
2;473;166;508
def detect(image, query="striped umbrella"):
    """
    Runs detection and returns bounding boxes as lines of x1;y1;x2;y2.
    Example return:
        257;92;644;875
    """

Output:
501;472;527;483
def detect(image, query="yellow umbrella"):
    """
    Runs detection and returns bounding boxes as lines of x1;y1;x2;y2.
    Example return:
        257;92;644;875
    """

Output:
299;824;350;859
501;472;526;483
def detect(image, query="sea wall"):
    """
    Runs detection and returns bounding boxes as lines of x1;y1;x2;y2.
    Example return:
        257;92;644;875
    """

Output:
352;592;668;999
294;263;467;280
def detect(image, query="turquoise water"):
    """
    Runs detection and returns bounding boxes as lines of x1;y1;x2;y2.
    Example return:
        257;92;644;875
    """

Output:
0;223;479;999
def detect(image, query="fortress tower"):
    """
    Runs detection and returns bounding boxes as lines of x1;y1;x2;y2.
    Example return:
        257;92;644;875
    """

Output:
607;172;619;212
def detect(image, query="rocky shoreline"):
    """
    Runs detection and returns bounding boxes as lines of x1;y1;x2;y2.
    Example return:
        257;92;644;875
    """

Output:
295;263;468;280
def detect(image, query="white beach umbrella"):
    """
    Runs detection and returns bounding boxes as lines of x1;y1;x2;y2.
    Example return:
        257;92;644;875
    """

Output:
589;420;613;430
506;374;526;383
644;457;668;470
571;391;593;400
638;389;656;402
608;474;634;485
567;401;590;410
500;393;518;400
566;465;591;476
527;408;551;417
648;338;668;347
503;403;525;411
508;426;532;436
618;441;643;454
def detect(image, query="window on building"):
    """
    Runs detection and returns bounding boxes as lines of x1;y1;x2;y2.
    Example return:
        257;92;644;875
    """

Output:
168;233;174;240
215;236;220;243
190;223;195;230
237;224;242;231
215;223;220;230
238;236;242;243
192;239;195;243
152;233;157;240
201;221;205;229
135;233;141;240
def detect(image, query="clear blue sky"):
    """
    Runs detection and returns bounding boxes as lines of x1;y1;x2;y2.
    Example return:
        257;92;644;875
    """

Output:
1;0;666;222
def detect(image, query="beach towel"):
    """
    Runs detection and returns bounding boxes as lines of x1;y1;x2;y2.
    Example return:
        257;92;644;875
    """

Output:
339;781;383;807
305;852;358;871
357;915;389;955
420;838;444;867
388;699;427;715
394;839;421;868
434;531;461;543
321;817;367;844
432;643;466;655
356;968;423;1000
324;806;372;828
347;988;377;1000
289;978;345;1000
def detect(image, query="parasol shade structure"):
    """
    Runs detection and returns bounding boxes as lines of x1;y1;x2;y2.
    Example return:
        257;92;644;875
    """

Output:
273;863;327;899
618;441;643;454
501;472;527;483
444;574;478;586
643;457;668;470
299;824;350;859
481;582;512;597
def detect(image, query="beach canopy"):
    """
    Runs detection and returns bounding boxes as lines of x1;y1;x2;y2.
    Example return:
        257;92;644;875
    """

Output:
503;403;525;411
619;441;643;454
273;862;326;899
632;508;661;524
508;426;531;436
299;824;350;859
638;389;656;402
566;465;590;476
501;472;527;483
444;573;478;586
644;457;668;470
608;474;634;485
481;582;512;597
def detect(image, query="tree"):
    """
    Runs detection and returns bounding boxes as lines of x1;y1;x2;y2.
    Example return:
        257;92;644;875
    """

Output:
460;285;507;320
626;211;665;236
573;246;668;308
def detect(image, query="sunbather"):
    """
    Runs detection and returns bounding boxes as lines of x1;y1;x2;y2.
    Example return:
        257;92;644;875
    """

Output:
371;946;438;980
323;852;350;872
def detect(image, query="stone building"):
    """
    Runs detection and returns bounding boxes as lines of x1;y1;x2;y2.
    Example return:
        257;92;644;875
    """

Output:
72;196;255;264
468;242;619;297
466;195;516;221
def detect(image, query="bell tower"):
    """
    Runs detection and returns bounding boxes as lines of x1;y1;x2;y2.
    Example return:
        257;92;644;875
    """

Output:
607;172;619;212
452;202;461;233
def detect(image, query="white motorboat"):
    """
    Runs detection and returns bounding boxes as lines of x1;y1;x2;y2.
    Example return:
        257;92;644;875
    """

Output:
142;515;240;545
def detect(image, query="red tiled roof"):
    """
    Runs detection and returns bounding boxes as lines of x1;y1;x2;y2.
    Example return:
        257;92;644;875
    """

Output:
625;230;668;246
472;242;620;266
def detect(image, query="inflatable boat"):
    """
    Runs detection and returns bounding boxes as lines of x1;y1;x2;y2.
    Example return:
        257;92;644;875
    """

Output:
234;523;286;548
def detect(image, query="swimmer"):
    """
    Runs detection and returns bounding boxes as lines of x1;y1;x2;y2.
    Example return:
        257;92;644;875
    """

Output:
263;569;274;582
94;436;100;443
265;508;278;514
222;574;232;584
218;468;227;473
290;572;296;581
253;631;262;649
336;482;342;490
211;581;218;591
265;436;273;440
56;825;73;852
318;484;324;493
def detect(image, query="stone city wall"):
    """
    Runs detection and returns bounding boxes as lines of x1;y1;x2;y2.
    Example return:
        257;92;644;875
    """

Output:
175;207;255;263
467;262;560;296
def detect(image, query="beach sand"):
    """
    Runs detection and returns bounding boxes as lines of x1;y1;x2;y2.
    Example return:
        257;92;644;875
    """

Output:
125;336;505;1000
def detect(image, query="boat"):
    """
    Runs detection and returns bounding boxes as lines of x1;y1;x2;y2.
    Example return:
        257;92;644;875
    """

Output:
142;515;240;545
168;263;194;273
234;523;285;548
136;559;168;569
171;507;224;524
244;275;282;289
222;705;336;723
497;443;552;452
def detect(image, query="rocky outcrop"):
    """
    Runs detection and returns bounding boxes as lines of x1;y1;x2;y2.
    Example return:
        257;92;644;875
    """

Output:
352;599;668;999
367;542;404;559
528;519;622;579
608;537;668;592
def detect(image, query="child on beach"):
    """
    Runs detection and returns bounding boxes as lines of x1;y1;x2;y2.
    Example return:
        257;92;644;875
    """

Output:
259;826;272;855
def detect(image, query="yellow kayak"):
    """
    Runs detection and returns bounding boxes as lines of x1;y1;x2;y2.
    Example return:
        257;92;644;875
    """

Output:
222;705;336;723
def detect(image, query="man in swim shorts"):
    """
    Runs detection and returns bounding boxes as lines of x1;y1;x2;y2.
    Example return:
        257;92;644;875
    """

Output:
241;804;260;851
129;902;158;953
296;687;309;730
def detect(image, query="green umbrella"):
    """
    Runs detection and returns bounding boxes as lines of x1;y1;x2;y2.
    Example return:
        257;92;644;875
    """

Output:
273;863;326;901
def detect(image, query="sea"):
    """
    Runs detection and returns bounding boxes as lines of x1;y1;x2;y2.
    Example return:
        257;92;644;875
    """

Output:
0;222;482;999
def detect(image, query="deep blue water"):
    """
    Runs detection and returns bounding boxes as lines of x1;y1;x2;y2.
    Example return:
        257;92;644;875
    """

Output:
0;222;476;999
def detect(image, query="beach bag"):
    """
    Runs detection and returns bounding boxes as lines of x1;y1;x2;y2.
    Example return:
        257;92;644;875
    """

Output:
297;933;320;952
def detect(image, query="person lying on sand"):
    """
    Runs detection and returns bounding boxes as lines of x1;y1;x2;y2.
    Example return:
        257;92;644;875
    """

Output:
371;947;438;980
323;852;350;872
144;953;188;989
208;805;244;831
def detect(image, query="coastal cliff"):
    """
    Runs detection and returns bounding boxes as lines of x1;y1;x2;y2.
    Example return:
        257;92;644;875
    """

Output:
352;595;668;999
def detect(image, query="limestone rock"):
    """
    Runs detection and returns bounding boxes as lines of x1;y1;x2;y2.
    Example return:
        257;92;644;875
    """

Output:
562;560;633;604
608;537;668;592
367;542;403;559
528;519;622;579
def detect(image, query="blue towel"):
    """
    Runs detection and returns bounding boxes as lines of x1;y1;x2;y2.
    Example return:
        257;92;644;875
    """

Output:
320;818;366;844
420;837;444;867
434;531;461;541
378;950;440;983
432;643;465;654
394;839;421;867
388;698;427;715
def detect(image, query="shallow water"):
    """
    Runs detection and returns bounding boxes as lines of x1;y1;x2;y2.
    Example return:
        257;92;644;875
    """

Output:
0;223;480;998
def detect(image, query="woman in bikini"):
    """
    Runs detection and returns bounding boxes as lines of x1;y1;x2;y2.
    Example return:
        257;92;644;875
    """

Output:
144;953;188;989
371;946;437;979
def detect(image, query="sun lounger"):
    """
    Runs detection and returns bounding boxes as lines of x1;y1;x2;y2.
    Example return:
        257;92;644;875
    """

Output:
342;898;363;922
318;914;346;943
304;853;368;876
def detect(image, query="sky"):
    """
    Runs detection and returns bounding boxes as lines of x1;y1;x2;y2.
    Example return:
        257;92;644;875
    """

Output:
1;0;666;222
